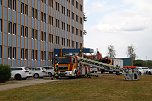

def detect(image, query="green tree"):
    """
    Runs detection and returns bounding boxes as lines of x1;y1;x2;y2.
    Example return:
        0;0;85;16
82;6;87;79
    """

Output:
127;45;136;65
107;45;116;58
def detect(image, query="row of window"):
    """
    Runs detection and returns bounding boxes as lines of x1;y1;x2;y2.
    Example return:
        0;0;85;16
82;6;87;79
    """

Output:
0;41;82;60
1;20;83;43
7;47;46;60
6;19;83;37
6;0;83;24
67;0;83;11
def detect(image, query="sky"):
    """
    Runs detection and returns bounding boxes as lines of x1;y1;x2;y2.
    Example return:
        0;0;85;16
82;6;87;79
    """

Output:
84;0;152;60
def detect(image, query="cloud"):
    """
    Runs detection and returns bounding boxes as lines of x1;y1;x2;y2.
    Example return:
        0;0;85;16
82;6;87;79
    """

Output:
122;26;145;32
84;0;152;59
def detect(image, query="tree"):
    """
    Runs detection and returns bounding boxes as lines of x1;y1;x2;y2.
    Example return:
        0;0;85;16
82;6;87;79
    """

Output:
107;45;116;58
127;45;136;65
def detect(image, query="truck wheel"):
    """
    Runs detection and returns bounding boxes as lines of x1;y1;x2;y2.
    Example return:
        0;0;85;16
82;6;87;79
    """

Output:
149;72;152;75
15;74;22;80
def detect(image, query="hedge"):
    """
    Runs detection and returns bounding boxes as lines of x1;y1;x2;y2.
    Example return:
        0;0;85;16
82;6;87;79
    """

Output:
0;64;11;83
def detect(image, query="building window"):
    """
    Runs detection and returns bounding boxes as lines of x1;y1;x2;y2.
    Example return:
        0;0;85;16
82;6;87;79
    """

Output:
31;50;34;60
21;25;24;37
0;0;2;5
8;47;12;59
35;30;38;40
21;2;24;14
13;0;16;11
76;42;78;48
44;32;46;41
32;8;34;18
25;4;28;15
48;52;53;61
32;29;34;39
8;21;12;34
51;17;54;25
41;31;43;41
56;36;59;44
35;9;38;19
69;40;70;47
80;30;82;37
76;1;78;9
13;47;16;59
80;4;83;11
8;0;12;9
25;49;28;59
49;34;53;43
56;19;59;28
35;50;37;60
56;2;60;11
44;13;46;23
76;28;78;35
25;27;28;37
72;41;74;47
80;17;82;24
72;26;75;34
72;12;74;20
0;19;2;32
13;23;16;35
72;0;74;6
67;24;70;32
43;51;46;60
0;45;2;58
80;43;83;48
41;12;43;21
40;51;43;60
21;48;24;59
48;0;53;8
76;15;78;22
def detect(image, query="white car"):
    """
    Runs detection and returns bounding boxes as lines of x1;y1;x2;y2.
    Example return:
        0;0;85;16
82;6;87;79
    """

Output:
90;67;98;73
10;67;32;80
136;67;150;75
43;66;54;77
147;69;152;75
28;67;47;78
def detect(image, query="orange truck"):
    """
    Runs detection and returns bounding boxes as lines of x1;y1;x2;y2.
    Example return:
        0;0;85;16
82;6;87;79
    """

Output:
54;56;80;78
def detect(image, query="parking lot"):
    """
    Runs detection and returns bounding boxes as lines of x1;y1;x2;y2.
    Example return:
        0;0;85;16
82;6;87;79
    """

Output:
0;77;58;91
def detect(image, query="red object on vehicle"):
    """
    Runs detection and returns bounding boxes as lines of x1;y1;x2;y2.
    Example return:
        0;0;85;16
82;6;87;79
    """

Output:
123;66;137;69
96;51;102;60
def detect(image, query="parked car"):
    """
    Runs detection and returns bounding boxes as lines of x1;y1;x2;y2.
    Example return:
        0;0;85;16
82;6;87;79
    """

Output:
10;67;32;80
147;69;152;75
90;66;98;73
28;67;47;78
136;67;150;75
43;66;54;77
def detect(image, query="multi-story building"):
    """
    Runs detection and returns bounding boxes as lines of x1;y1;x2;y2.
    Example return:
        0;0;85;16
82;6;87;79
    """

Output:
0;0;84;67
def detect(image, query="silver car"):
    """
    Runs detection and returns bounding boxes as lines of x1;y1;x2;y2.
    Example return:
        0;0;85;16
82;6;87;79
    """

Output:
43;66;54;77
28;67;47;78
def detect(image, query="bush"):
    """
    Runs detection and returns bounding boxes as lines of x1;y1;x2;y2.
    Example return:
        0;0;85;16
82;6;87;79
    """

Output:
0;64;11;83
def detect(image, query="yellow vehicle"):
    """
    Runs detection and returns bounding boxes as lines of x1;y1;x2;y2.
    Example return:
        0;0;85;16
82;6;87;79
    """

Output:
54;56;81;78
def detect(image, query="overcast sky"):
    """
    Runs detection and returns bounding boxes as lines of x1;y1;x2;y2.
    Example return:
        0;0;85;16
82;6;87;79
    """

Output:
84;0;152;60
